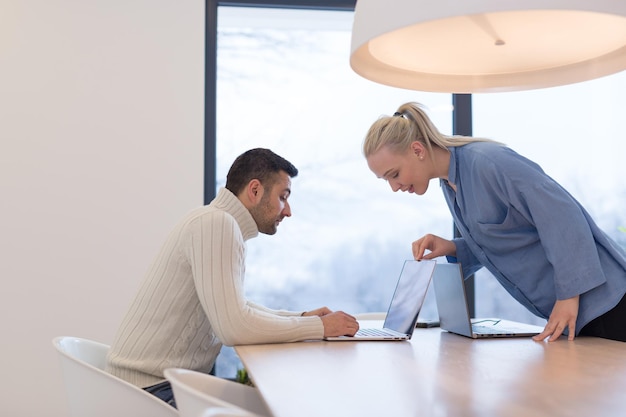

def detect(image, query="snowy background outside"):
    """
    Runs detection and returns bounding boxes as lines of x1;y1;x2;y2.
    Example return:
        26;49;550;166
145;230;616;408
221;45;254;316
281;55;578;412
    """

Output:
213;7;626;377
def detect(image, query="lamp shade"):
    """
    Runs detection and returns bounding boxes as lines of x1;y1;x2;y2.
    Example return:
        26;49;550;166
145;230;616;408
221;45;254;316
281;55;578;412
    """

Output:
350;0;626;93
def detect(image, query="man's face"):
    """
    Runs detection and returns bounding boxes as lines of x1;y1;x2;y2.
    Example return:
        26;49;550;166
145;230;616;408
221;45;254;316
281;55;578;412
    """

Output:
249;171;292;235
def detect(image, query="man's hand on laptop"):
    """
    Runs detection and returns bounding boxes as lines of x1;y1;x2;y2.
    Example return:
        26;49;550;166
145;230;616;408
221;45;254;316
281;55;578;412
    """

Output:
532;295;580;342
302;307;332;317
320;311;360;337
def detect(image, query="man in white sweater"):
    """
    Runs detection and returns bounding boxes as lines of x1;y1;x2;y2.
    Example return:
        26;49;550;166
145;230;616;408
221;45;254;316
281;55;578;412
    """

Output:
105;148;359;406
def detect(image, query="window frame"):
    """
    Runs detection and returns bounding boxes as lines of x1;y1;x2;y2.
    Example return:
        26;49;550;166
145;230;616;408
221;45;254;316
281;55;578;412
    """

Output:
205;2;358;202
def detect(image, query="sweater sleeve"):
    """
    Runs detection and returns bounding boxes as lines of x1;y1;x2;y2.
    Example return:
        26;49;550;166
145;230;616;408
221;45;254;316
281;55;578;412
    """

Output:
246;299;304;317
186;212;324;346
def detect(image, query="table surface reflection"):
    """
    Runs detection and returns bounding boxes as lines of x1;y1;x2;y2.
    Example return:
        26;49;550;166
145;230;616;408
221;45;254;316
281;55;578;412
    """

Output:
235;325;626;417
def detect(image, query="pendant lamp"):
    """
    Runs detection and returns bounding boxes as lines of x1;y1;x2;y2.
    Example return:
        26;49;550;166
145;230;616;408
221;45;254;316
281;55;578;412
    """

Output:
350;0;626;93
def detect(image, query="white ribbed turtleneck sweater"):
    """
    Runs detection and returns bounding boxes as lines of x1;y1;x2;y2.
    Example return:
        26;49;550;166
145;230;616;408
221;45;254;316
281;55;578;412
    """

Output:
106;188;323;388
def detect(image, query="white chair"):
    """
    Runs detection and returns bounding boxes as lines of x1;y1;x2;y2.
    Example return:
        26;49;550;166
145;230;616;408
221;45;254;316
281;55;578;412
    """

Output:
164;368;271;417
53;336;178;417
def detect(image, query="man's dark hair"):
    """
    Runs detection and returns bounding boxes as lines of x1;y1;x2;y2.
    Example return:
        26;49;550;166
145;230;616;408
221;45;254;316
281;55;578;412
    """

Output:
225;148;298;195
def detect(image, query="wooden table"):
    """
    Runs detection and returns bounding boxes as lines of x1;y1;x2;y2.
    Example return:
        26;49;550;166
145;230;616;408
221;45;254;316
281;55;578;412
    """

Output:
235;326;626;417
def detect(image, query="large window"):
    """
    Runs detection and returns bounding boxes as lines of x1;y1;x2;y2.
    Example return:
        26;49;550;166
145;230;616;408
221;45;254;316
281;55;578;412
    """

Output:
214;5;626;376
215;6;451;375
217;6;453;310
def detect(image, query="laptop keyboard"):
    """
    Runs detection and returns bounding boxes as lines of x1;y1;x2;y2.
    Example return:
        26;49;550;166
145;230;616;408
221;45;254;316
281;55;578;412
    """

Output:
356;328;396;337
472;325;506;334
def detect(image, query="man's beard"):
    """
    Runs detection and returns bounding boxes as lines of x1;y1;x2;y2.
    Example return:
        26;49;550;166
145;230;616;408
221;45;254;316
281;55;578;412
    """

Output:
249;195;279;235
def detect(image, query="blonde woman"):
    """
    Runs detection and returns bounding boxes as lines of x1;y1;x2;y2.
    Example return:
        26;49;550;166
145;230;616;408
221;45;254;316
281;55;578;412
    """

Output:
363;102;626;343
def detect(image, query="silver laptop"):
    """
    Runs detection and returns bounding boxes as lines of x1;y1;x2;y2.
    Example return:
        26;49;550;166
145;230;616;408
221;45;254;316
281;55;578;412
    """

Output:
325;260;436;341
433;263;544;338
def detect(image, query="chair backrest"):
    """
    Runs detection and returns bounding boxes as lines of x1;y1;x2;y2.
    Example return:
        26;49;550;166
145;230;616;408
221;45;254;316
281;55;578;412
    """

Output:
53;336;178;417
164;368;271;417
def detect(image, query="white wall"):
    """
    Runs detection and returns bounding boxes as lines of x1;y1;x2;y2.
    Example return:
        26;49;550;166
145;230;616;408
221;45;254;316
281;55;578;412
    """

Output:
0;1;204;416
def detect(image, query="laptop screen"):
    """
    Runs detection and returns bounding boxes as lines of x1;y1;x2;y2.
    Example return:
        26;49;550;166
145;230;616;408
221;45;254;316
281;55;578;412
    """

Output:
383;260;436;334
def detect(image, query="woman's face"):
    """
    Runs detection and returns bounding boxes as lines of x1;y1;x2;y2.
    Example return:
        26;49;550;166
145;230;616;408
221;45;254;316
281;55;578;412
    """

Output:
366;143;431;195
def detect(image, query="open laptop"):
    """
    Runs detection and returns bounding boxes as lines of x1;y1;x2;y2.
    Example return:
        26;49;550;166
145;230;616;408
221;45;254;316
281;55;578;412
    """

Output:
433;263;544;338
325;259;436;341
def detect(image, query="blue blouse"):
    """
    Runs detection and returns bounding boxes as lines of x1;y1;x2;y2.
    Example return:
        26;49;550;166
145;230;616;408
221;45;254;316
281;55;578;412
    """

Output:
442;142;626;334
